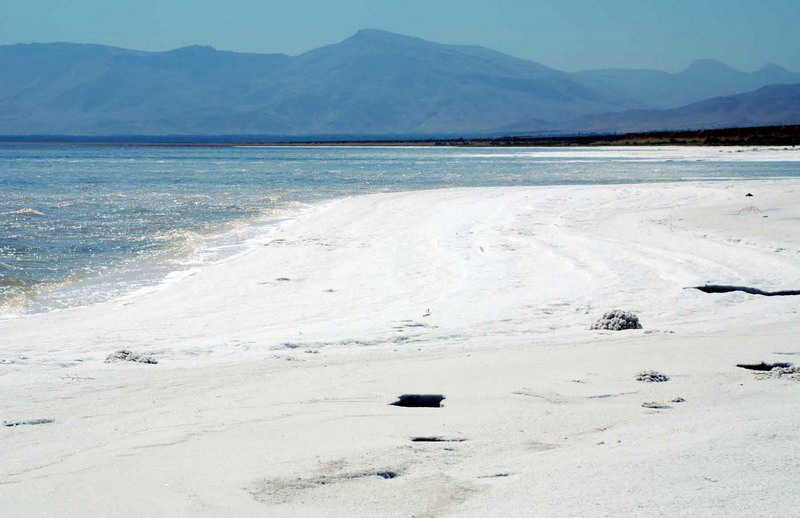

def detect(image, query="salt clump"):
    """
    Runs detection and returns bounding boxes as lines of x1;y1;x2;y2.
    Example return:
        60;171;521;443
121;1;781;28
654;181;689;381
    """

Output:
591;310;642;330
636;370;669;382
756;365;800;381
105;349;158;364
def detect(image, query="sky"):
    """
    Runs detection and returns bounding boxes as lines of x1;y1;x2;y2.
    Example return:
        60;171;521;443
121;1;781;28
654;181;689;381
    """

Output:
0;0;798;72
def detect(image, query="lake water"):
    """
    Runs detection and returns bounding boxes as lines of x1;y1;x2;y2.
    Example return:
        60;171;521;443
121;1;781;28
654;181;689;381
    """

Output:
2;145;798;317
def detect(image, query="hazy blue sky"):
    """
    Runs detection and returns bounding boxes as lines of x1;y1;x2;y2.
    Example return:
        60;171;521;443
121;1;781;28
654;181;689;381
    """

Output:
1;0;798;72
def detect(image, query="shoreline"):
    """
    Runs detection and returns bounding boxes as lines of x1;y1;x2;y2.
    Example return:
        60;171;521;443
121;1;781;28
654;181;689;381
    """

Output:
5;154;800;321
1;124;799;147
0;197;340;320
2;180;800;515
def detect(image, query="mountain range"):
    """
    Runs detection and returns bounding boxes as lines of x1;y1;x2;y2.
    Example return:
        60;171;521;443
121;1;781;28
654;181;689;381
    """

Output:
0;29;798;137
566;83;800;134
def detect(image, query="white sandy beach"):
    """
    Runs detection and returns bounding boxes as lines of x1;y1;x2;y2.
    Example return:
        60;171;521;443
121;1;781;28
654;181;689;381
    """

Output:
2;179;800;516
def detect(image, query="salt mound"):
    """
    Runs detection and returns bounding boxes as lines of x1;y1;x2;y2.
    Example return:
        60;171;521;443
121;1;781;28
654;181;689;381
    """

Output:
756;365;800;381
591;310;642;330
636;370;669;382
105;349;158;364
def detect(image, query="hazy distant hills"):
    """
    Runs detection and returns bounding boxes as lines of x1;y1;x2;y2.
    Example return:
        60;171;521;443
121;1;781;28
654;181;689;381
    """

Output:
564;83;800;134
0;29;798;137
571;60;800;110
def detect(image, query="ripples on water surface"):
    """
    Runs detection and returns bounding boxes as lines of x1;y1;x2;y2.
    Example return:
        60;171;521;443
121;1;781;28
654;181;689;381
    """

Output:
1;145;799;316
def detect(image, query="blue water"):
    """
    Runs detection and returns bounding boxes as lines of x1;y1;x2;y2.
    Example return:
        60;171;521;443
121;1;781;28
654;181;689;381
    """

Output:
1;145;798;316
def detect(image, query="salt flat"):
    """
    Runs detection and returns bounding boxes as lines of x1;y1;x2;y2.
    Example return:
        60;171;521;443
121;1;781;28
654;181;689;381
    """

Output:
2;180;799;516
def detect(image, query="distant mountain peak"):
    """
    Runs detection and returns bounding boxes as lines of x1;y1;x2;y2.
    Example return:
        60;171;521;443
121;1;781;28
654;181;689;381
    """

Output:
339;28;555;72
757;62;790;74
350;28;416;40
167;44;217;54
342;28;435;49
352;28;395;37
682;59;739;74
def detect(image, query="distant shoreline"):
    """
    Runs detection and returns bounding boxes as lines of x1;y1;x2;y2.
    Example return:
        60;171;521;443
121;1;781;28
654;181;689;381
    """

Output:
0;124;798;148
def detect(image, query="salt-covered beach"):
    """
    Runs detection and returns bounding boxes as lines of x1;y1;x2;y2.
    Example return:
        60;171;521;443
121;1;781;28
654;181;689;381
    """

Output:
2;178;800;516
3;0;800;513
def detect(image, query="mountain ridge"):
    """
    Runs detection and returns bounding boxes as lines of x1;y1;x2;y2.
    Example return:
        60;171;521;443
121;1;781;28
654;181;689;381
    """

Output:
0;29;798;136
564;83;800;134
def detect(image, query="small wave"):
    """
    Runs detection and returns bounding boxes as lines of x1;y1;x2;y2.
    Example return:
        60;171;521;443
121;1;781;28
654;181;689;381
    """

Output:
150;228;205;260
0;278;27;287
0;271;106;318
152;228;203;244
6;208;44;216
0;290;33;317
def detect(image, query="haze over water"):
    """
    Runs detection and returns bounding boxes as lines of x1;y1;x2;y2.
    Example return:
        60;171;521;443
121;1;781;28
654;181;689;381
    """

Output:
2;144;799;317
